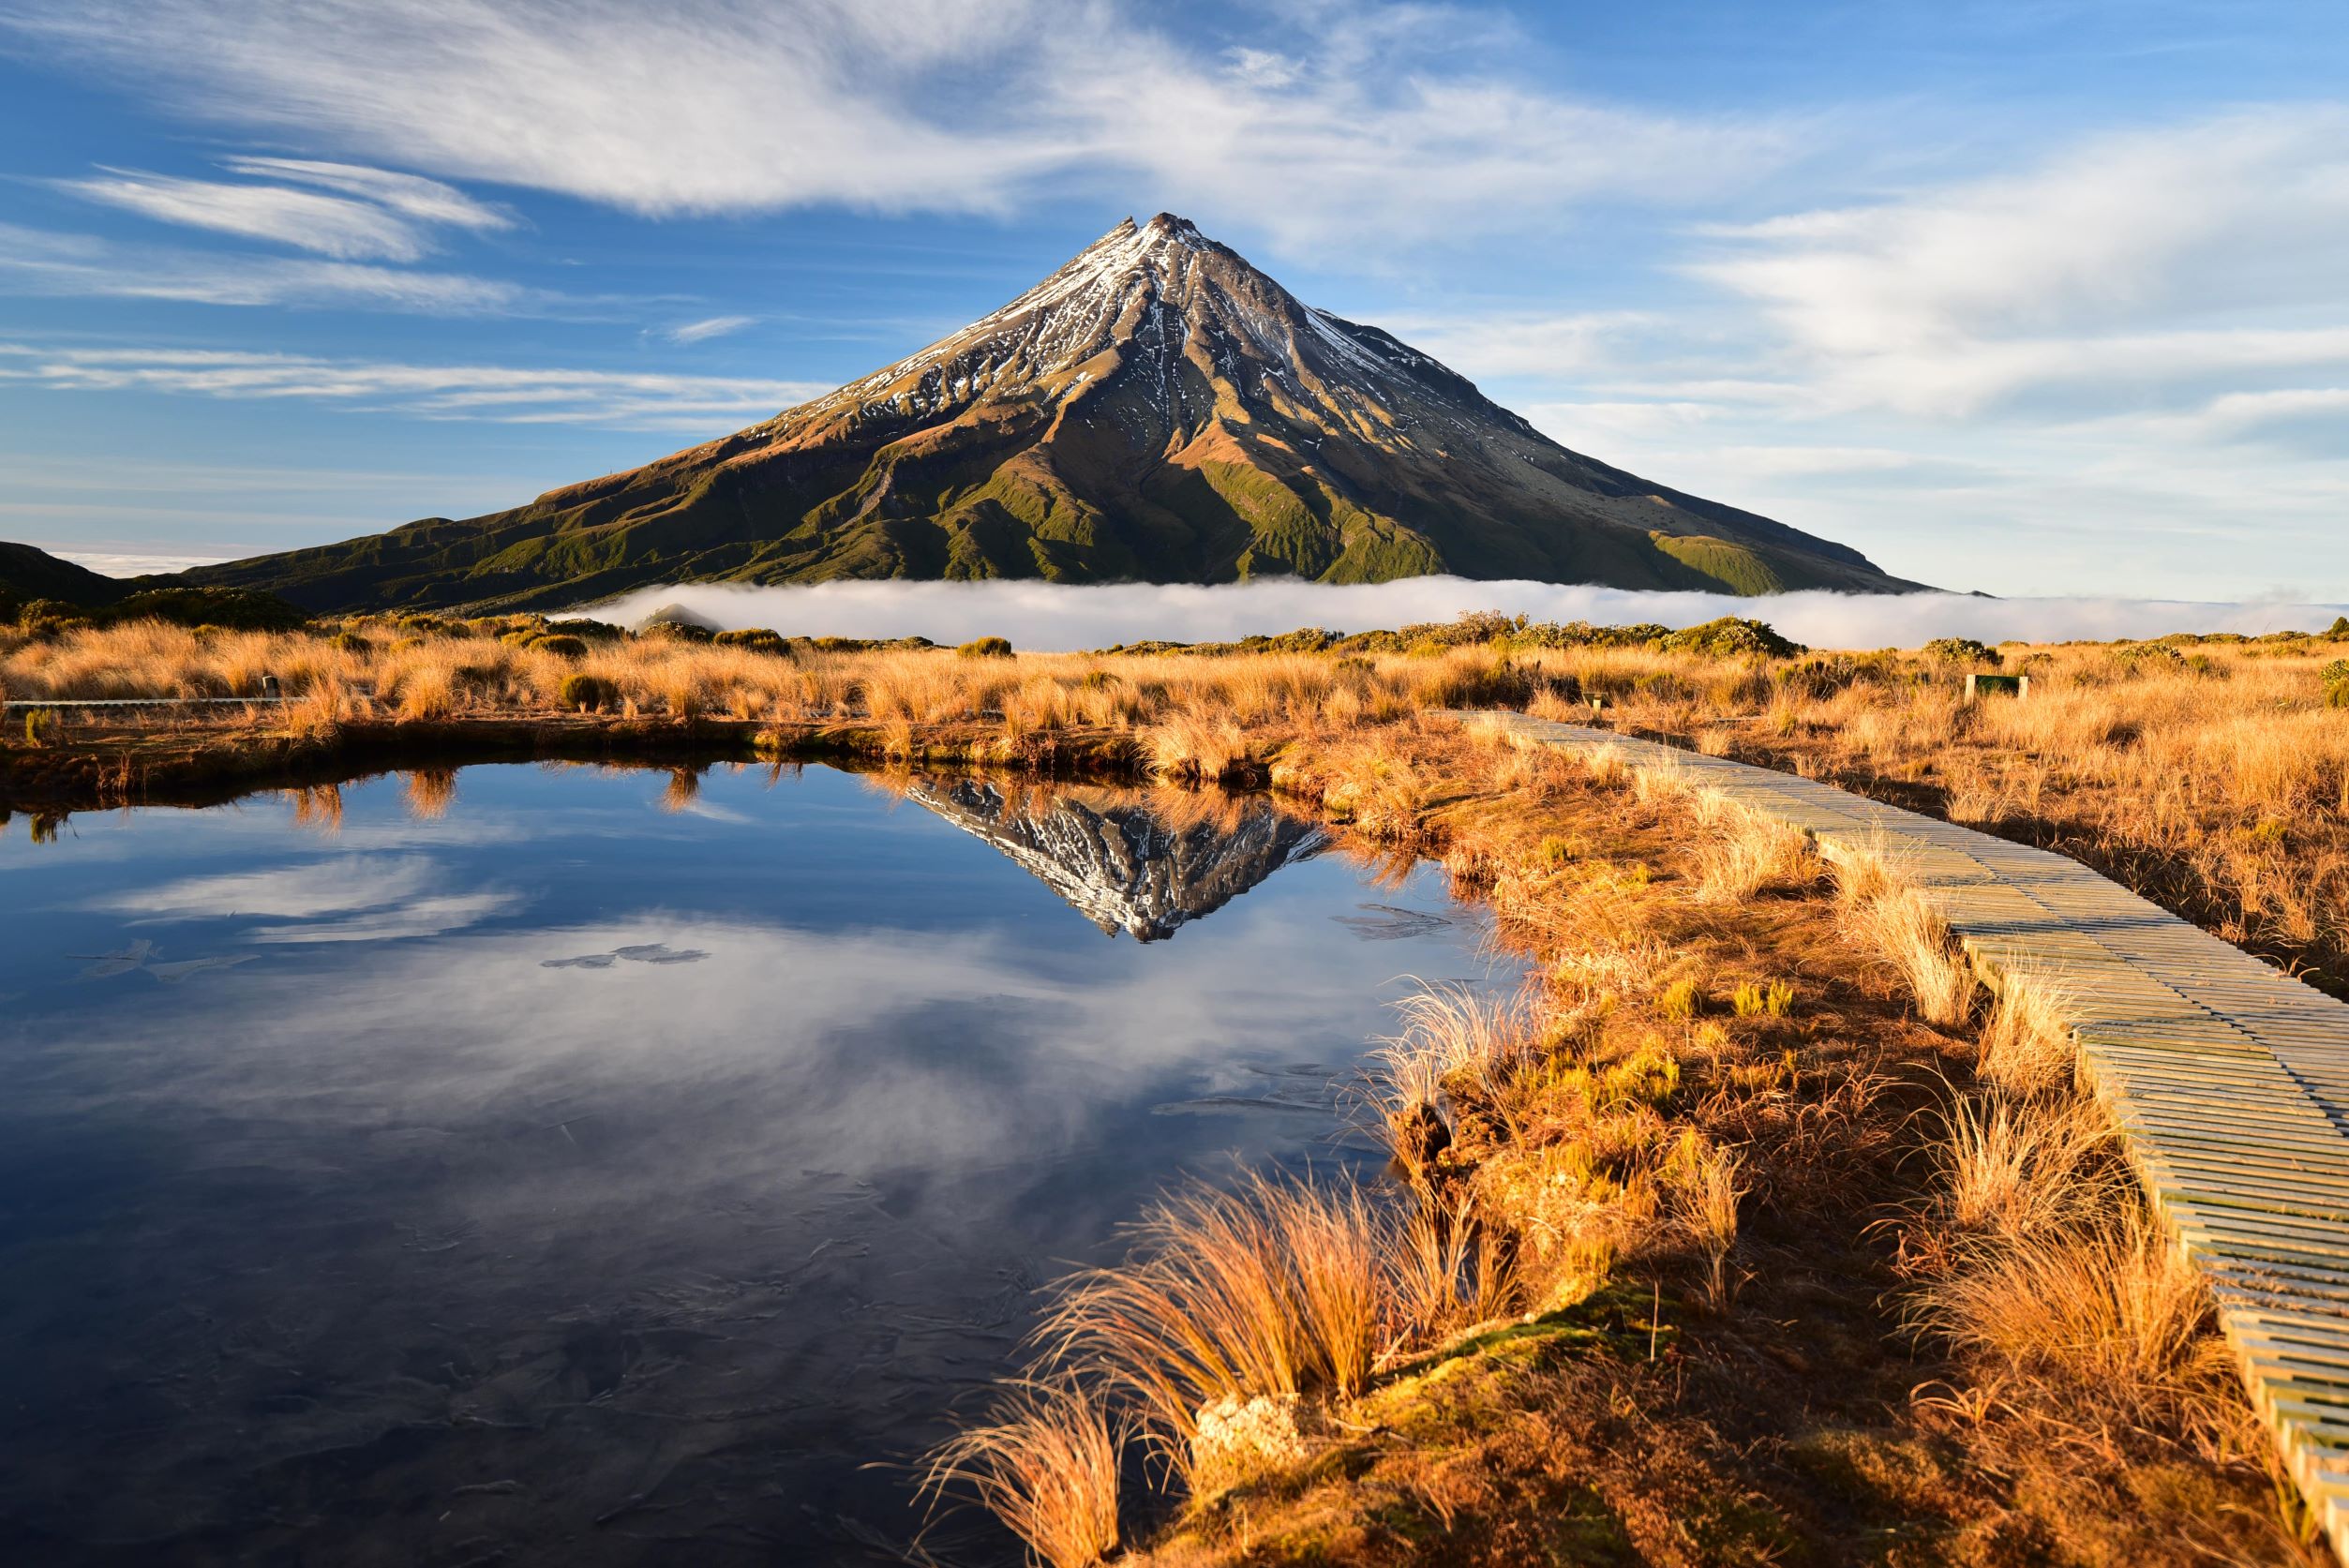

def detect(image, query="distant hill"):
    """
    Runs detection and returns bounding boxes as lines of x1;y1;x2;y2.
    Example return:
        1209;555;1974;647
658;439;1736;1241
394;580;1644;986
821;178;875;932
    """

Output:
179;214;1926;612
0;542;128;608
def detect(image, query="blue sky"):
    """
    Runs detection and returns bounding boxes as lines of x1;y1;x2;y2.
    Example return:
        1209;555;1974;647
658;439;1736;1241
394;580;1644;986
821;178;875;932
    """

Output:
0;0;2342;598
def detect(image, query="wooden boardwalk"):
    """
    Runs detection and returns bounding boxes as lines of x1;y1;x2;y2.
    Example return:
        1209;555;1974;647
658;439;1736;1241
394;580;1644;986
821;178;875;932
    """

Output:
1470;714;2349;1552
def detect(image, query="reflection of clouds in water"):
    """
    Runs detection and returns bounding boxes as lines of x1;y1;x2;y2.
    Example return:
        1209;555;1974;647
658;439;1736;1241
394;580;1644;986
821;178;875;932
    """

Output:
540;943;711;969
0;768;1524;1561
47;907;1474;1194
83;853;527;945
247;890;525;943
75;937;155;977
7;810;532;877
1331;903;1453;940
87;854;441;918
73;938;252;983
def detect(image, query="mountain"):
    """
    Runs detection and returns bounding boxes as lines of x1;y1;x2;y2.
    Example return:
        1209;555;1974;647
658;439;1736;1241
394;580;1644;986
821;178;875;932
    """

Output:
0;542;129;608
904;777;1328;941
181;215;1923;612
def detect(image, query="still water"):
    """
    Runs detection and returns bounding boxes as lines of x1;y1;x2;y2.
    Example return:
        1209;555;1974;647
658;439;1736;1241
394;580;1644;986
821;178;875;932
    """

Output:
0;761;1514;1565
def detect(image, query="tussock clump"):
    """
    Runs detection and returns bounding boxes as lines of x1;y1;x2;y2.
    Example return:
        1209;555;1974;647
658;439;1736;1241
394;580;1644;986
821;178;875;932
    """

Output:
558;673;617;713
1037;1171;1387;1487
920;1379;1127;1568
1930;1093;2112;1239
1914;1212;2216;1417
1977;971;2078;1097
1835;858;1977;1025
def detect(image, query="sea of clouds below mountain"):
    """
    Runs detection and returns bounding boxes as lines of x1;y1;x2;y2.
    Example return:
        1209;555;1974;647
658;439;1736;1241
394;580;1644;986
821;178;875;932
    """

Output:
587;577;2349;651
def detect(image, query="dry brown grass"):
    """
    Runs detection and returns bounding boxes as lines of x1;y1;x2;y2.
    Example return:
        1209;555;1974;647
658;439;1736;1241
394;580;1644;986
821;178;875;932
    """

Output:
1033;1171;1392;1489
1929;1091;2113;1239
18;618;2340;1001
1918;1212;2217;1406
918;1379;1129;1568
1835;863;1981;1025
1975;969;2079;1098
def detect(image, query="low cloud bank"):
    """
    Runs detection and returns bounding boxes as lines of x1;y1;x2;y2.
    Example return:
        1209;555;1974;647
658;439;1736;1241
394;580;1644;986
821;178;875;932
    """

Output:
588;578;2349;653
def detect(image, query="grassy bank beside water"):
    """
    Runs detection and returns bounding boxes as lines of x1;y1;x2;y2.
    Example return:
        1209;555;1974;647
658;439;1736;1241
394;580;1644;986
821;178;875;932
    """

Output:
918;720;2318;1566
6;610;2344;994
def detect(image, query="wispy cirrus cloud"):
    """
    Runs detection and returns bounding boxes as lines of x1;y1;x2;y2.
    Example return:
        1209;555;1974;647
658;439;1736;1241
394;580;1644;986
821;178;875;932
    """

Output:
663;314;755;345
59;158;512;261
0;220;532;311
0;0;1794;249
0;342;824;427
1685;107;2349;418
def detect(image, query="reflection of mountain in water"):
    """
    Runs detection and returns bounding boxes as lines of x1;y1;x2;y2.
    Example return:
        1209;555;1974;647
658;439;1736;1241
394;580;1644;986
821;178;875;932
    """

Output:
905;779;1330;941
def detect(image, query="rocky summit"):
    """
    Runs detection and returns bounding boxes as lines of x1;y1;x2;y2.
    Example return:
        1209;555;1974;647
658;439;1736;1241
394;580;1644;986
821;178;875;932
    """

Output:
184;215;1923;611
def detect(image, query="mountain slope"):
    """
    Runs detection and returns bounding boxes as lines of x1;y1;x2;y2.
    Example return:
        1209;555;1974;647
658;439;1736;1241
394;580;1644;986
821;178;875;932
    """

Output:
0;542;129;607
185;216;1923;611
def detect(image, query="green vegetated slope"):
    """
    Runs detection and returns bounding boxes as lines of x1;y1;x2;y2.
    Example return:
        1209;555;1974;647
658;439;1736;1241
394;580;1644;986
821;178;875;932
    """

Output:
180;216;1925;613
0;542;129;609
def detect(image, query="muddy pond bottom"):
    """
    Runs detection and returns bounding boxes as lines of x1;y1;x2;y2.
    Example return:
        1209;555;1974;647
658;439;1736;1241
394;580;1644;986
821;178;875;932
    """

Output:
0;761;1517;1566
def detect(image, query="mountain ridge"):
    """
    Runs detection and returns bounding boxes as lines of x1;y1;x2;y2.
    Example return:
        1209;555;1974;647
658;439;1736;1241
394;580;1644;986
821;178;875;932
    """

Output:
178;215;1924;611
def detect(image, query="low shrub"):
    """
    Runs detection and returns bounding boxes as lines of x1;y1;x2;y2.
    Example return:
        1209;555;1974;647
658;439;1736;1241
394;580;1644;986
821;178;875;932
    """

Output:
530;634;589;659
959;635;1015;659
558;673;617;712
1658;617;1805;659
1923;636;2001;667
102;586;307;632
332;630;371;653
713;627;790;655
2325;660;2349;709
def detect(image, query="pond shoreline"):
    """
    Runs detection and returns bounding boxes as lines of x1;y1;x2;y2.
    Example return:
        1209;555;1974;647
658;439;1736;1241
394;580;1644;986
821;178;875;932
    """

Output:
0;714;1166;813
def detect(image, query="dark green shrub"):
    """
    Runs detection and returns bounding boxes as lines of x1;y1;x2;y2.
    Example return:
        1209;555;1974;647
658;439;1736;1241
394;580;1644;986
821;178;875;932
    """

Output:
2328;617;2349;640
332;630;371;653
1657;617;1805;659
958;635;1014;659
546;618;625;641
1923;636;2001;666
713;628;790;655
105;586;307;632
531;634;589;659
2323;661;2349;708
558;673;617;711
2110;642;2185;672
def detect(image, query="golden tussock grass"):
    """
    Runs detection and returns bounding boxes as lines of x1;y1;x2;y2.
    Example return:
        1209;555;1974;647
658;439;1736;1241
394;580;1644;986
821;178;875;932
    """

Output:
1834;859;1980;1025
918;1379;1129;1568
1031;1170;1391;1489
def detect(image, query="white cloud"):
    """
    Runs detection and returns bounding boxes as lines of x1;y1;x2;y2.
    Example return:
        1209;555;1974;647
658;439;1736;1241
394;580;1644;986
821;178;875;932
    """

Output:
1689;107;2349;416
0;343;824;427
220;157;514;231
63;168;441;261
52;549;235;575
664;314;755;344
583;577;2349;653
0;221;530;311
0;0;1792;247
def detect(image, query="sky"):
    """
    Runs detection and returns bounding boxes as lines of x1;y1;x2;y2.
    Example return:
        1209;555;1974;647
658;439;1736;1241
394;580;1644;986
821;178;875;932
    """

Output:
0;0;2342;600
